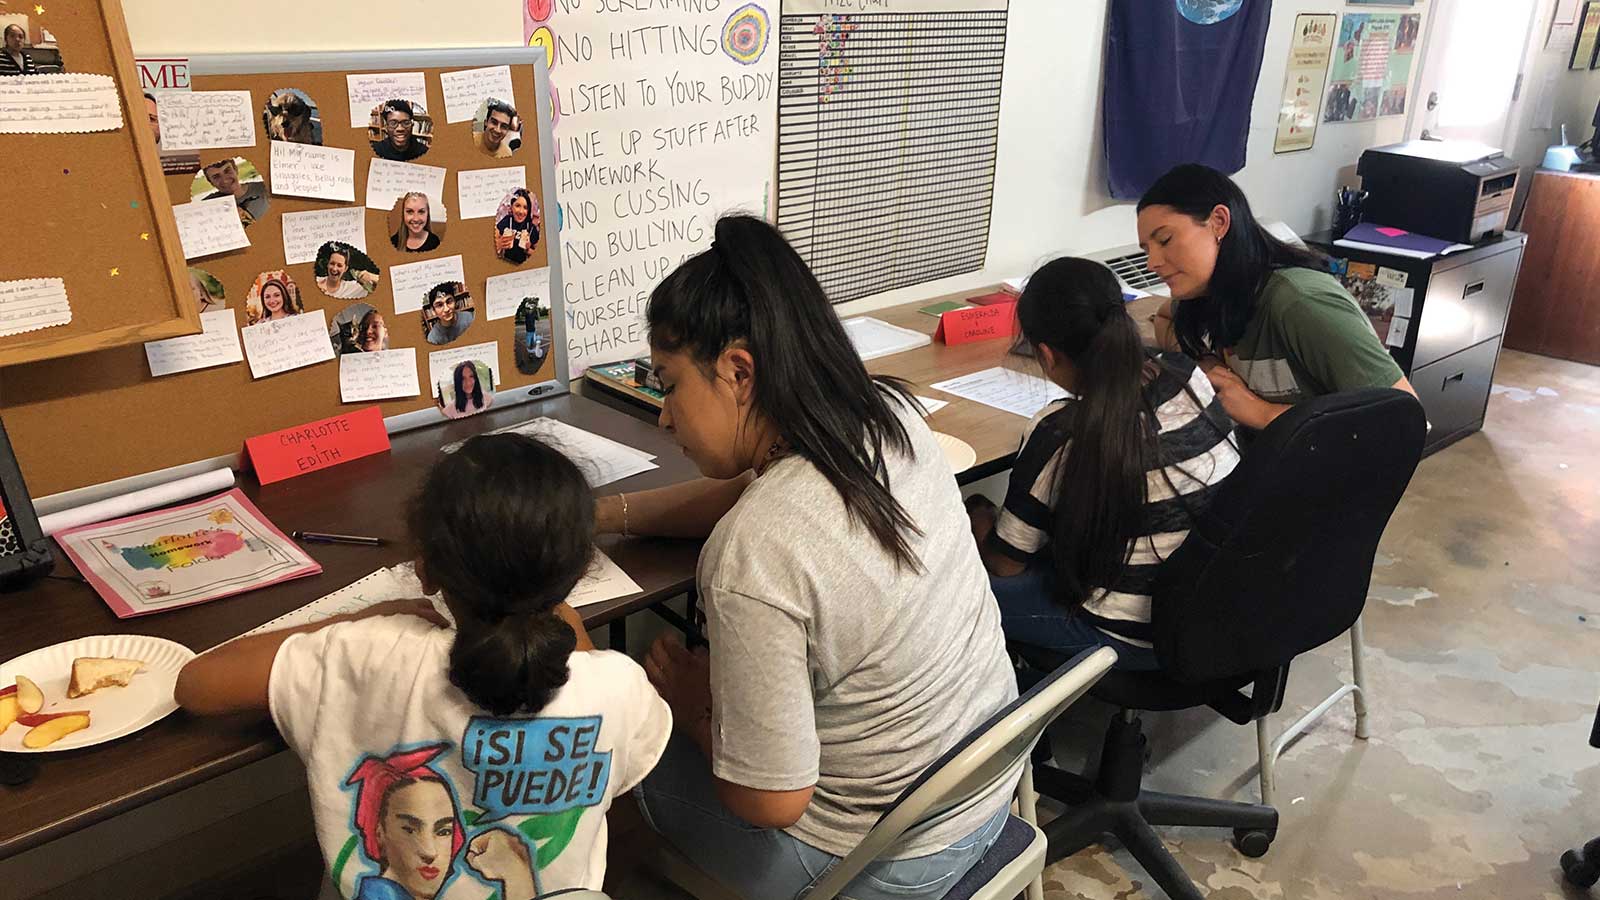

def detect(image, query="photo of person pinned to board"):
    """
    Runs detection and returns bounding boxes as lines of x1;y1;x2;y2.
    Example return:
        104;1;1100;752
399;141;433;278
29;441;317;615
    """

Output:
493;188;541;267
244;271;304;326
389;192;446;253
514;296;551;375
473;97;520;159
369;99;432;162
190;157;269;227
329;303;388;355
436;360;494;420
313;241;380;300
421;282;475;346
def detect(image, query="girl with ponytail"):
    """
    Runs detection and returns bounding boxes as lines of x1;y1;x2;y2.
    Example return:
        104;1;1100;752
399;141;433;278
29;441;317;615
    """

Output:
966;257;1242;670
177;433;672;897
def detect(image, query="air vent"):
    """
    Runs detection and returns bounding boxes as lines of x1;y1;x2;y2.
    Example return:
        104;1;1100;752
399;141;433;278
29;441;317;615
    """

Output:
1104;251;1163;290
1080;242;1168;297
1078;220;1298;299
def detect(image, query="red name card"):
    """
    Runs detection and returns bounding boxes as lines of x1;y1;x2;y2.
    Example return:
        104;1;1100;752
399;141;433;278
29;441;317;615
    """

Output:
245;406;391;485
934;302;1017;346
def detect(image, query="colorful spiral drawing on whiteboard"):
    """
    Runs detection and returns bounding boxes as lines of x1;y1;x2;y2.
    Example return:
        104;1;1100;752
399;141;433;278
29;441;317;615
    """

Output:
722;4;771;65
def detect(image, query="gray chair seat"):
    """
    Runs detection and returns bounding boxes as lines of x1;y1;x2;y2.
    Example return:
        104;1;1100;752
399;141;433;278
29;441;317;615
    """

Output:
941;814;1040;900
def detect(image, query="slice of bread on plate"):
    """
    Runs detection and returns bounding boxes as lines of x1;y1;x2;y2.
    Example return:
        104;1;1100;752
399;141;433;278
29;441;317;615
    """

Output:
67;657;145;698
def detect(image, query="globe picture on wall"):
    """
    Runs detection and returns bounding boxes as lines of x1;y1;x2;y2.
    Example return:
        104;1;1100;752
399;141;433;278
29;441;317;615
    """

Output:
1176;0;1243;25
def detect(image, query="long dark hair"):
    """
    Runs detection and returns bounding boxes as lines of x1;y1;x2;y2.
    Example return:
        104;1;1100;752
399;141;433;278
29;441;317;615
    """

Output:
1017;258;1155;605
1138;164;1327;359
408;434;593;716
452;361;484;411
647;215;923;569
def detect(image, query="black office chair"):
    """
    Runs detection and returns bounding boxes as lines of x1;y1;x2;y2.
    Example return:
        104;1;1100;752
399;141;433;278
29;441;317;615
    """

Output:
1561;700;1600;889
1023;388;1427;900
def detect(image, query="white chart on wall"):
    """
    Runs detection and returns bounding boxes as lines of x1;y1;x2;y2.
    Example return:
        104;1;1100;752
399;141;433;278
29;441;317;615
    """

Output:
776;0;1009;305
527;1;780;378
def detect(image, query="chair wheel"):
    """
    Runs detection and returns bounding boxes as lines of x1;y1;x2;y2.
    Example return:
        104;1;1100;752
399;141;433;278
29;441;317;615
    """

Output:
1563;848;1600;889
1233;828;1275;858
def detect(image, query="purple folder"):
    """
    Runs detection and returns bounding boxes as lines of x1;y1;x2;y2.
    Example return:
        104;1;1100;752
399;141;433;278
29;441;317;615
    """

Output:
1342;223;1455;256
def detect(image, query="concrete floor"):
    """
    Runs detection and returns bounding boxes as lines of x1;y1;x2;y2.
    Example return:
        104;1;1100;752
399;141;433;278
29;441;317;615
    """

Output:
1027;348;1600;898
619;348;1600;900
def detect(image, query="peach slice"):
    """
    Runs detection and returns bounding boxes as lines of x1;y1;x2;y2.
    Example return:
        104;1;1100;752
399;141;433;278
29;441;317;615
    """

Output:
22;712;91;749
0;695;17;734
14;676;43;715
0;684;16;699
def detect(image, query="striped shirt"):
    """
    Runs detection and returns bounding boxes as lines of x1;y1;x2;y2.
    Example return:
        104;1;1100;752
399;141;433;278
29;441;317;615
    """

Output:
988;354;1240;646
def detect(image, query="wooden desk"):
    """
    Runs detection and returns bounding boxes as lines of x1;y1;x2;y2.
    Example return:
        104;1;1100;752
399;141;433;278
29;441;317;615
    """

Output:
863;289;1164;481
0;392;701;860
580;286;1166;482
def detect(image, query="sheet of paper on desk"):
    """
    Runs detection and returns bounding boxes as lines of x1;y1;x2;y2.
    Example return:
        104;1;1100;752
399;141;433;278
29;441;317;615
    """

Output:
366;158;448;212
282;207;368;265
173;197;251;259
241;310;336;379
340;348;420;403
155;90;256;151
346;72;427;129
930;366;1068;419
0;74;124;134
914;395;949;416
446;417;659;487
569;549;642;608
145;308;243;377
0;277;72;338
458;166;527;220
439;66;516;124
843;316;931;361
229;548;638;645
230;565;428;645
270;141;357;203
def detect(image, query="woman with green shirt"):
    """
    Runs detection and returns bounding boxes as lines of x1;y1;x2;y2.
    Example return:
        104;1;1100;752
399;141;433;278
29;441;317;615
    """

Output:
1139;164;1416;429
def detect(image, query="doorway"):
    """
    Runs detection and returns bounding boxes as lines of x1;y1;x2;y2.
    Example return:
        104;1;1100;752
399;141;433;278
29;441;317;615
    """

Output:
1408;0;1543;149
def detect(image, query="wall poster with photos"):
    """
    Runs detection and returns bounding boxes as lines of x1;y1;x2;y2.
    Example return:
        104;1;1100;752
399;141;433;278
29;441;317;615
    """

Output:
0;0;197;368
1;49;565;498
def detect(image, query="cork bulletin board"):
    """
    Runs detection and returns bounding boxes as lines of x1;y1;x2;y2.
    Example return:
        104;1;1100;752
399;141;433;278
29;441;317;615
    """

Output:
0;0;197;367
0;49;564;497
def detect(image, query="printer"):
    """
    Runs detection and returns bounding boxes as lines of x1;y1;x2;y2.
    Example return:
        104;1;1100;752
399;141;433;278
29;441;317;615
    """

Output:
1357;140;1521;244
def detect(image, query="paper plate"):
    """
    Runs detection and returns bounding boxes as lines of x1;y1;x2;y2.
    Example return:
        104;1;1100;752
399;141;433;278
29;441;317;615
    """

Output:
932;431;977;473
0;634;194;753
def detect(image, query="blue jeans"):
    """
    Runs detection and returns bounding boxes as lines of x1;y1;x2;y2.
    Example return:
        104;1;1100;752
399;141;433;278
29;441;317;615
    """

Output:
990;568;1161;671
636;735;1010;899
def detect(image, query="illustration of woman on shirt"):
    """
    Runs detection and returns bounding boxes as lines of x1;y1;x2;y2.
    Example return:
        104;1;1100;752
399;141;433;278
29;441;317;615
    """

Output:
345;743;540;900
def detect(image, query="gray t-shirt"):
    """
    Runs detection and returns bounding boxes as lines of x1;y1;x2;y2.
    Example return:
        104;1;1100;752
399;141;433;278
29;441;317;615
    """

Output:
699;398;1019;858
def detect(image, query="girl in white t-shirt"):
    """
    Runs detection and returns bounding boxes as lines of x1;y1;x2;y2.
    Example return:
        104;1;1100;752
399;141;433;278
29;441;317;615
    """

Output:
176;433;672;900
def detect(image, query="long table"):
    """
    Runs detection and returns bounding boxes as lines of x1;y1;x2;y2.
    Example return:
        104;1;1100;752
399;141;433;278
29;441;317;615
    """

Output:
1;285;1165;862
0;392;701;860
579;287;1167;481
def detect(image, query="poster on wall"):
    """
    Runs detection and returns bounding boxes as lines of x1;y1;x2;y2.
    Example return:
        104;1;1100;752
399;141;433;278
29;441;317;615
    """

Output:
524;2;779;378
1572;2;1600;70
1275;13;1337;154
1323;13;1421;123
1547;0;1583;55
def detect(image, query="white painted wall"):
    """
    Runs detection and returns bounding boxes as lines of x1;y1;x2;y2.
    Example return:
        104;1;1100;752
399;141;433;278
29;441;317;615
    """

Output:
121;0;1434;316
1504;0;1600;214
